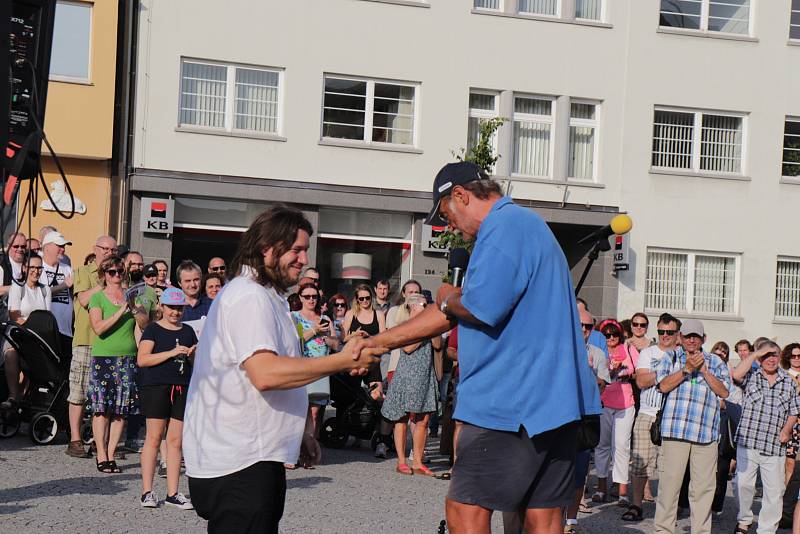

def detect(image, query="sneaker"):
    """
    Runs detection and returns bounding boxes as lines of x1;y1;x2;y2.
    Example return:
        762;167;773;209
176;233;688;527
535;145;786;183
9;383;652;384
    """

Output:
158;461;167;478
140;491;158;508
374;443;388;459
165;492;194;510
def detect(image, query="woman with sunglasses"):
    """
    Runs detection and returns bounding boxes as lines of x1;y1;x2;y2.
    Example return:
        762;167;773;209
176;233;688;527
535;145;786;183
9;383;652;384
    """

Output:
137;288;197;510
291;283;338;449
0;253;51;409
342;284;386;342
782;343;800;487
87;255;150;474
593;319;636;506
381;293;441;476
327;293;348;343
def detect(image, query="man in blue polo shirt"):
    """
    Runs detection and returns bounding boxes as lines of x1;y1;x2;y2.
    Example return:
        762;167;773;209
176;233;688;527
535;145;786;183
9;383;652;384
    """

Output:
359;161;601;534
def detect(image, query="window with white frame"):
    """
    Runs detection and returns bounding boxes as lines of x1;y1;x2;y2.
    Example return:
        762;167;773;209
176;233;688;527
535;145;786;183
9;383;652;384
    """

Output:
659;0;751;35
651;108;744;175
50;1;92;81
466;91;499;158
645;249;739;314
473;0;603;21
568;102;598;180
783;118;800;178
179;59;282;135
322;76;417;146
512;96;554;178
792;0;800;39
776;259;800;319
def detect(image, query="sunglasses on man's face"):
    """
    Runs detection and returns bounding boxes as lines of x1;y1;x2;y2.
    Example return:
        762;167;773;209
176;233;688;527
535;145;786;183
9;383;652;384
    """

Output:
632;322;648;328
210;266;226;272
10;244;26;250
657;329;677;336
580;323;594;331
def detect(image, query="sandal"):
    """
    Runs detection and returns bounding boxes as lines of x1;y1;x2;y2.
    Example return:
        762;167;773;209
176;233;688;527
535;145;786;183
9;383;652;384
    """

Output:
395;463;413;475
578;501;593;514
620;504;643;522
107;460;121;473
617;496;630;508
96;460;114;474
591;491;606;503
412;465;435;477
284;463;298;470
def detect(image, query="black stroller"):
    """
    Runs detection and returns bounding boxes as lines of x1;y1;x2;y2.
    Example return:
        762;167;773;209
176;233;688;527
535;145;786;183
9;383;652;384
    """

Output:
0;310;72;444
319;373;385;451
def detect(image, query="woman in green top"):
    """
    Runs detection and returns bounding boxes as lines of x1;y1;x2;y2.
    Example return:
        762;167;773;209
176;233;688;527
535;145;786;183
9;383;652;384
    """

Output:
87;255;150;474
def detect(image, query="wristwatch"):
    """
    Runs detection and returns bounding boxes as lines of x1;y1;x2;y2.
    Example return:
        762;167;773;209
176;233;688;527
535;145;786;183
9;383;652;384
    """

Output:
681;368;692;380
440;294;452;315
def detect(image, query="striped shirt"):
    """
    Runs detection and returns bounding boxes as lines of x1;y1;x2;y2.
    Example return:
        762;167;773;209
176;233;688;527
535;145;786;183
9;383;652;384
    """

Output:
735;368;800;456
656;348;731;444
637;345;668;418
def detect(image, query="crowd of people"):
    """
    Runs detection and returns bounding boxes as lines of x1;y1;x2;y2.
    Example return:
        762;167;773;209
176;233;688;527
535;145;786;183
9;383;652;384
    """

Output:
2;193;800;534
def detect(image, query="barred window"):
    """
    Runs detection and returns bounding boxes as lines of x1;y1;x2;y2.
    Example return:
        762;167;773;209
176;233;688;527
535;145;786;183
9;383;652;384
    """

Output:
651;108;743;175
792;0;800;40
776;259;800;319
519;0;558;16
783;118;800;178
179;59;282;135
645;249;739;315
474;0;501;9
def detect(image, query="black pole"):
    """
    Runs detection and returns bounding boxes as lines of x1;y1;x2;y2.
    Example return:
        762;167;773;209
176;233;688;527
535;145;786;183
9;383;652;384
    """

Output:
574;238;611;296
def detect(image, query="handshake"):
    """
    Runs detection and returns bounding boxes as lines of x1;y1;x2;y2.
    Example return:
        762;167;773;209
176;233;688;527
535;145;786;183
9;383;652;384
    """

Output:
337;337;388;376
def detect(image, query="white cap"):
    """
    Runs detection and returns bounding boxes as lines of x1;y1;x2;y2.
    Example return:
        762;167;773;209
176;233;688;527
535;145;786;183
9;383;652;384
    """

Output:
41;231;71;247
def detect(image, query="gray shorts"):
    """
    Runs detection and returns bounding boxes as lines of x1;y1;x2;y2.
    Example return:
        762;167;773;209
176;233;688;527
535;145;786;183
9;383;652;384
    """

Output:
447;421;577;511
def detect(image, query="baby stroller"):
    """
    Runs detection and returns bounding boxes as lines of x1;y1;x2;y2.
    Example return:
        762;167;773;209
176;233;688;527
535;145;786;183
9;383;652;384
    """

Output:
0;310;72;444
320;373;384;451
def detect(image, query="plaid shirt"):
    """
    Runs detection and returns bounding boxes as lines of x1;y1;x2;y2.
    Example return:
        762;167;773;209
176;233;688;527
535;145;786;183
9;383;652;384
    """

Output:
735;367;800;456
656;348;731;444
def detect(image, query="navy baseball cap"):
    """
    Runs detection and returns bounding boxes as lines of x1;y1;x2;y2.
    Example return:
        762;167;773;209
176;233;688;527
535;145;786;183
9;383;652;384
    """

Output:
425;161;489;226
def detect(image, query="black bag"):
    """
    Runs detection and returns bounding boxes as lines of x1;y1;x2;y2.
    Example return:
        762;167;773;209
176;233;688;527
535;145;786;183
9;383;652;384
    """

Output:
576;414;601;451
650;351;678;446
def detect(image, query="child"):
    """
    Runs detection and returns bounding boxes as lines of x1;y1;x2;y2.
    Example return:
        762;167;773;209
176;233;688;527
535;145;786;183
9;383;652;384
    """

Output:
137;287;197;510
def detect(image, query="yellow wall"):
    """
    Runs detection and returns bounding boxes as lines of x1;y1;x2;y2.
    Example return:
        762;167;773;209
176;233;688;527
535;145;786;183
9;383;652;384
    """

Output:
43;0;119;160
19;157;111;262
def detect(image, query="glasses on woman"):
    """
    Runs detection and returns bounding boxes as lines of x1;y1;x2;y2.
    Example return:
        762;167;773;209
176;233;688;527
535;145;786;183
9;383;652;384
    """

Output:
791;352;800;360
300;294;319;301
334;302;346;308
27;265;43;272
105;269;124;278
357;296;371;302
603;331;620;339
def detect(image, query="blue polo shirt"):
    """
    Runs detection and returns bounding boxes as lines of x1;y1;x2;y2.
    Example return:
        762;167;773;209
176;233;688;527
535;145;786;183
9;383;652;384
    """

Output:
456;197;602;436
182;295;213;322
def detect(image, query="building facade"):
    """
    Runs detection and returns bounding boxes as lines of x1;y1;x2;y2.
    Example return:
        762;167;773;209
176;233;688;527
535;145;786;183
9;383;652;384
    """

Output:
127;0;800;343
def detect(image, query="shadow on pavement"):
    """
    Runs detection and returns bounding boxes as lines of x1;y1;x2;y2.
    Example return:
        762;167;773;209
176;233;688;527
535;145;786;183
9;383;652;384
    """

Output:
286;476;334;489
0;474;138;504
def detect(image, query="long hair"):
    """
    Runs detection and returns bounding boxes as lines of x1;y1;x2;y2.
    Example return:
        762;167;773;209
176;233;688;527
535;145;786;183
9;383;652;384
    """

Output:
349;284;375;316
228;206;313;293
782;342;800;370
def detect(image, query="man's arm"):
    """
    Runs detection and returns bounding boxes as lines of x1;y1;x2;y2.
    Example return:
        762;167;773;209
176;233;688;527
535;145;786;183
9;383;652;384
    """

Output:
781;415;798;444
76;284;102;308
366;305;453;352
635;369;657;390
700;364;729;399
732;350;763;383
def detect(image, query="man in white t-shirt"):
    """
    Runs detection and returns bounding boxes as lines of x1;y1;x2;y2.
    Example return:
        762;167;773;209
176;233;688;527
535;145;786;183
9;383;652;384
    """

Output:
183;206;380;533
623;313;681;522
40;231;73;347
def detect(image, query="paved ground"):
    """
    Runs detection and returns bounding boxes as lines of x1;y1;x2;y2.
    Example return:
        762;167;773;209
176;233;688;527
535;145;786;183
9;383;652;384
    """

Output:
0;428;778;533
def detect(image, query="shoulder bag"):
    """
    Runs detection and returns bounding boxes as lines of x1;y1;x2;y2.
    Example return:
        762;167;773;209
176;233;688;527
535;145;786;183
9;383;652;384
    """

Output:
650;351;678;446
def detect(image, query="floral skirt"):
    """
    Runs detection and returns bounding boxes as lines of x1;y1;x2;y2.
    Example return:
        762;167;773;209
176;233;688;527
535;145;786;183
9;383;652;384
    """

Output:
86;355;139;415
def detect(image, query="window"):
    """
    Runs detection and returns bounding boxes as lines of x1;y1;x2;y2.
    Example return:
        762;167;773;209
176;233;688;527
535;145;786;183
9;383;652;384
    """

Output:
474;0;603;21
645;249;739;315
568;102;598;180
49;1;92;81
792;0;800;39
784;118;800;178
466;91;499;157
776;259;800;319
659;0;751;35
178;59;282;135
512;96;554;177
651;108;744;175
322;76;417;146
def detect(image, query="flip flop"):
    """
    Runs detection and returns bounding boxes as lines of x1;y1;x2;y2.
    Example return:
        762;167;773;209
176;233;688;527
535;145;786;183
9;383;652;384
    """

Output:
412;465;436;477
395;463;413;475
621;504;643;522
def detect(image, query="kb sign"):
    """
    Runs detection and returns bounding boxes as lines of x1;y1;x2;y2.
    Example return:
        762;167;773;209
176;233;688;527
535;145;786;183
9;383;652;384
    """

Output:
421;224;448;253
140;197;174;234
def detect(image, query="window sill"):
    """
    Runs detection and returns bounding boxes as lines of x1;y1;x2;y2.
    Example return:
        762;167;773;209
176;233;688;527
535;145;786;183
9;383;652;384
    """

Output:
174;126;287;142
649;168;751;182
789;39;800;47
657;27;758;43
773;318;800;326
318;138;422;154
507;174;605;188
780;177;800;185
471;9;611;29
645;310;744;323
50;76;93;86
359;0;429;7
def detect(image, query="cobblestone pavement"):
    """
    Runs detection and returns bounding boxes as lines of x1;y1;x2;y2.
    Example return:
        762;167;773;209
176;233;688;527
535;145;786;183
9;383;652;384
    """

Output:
0;430;771;533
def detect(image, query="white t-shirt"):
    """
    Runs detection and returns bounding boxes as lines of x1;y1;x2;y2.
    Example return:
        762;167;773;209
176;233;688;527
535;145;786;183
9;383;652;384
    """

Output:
42;261;73;337
8;282;51;322
183;273;308;478
9;258;22;281
637;345;667;417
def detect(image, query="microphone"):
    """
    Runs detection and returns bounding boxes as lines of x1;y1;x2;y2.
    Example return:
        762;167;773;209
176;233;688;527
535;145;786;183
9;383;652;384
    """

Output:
577;214;633;245
449;247;469;288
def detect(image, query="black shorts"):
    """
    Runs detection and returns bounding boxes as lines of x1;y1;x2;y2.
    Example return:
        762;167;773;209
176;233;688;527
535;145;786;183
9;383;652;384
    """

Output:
139;384;188;421
447;421;578;511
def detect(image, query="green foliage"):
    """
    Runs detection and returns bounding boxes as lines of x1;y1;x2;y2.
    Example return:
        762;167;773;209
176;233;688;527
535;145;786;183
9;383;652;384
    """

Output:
435;117;506;281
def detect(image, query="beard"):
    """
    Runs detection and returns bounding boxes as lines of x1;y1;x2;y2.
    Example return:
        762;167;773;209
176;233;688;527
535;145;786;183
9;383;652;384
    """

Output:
129;270;144;284
263;261;299;294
